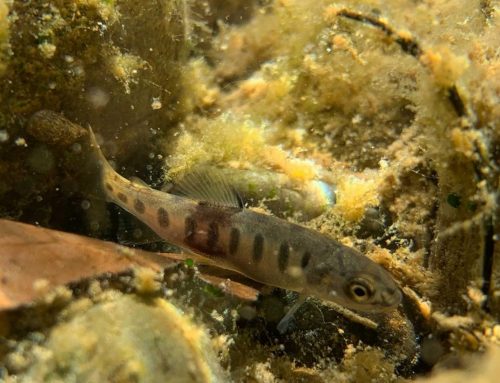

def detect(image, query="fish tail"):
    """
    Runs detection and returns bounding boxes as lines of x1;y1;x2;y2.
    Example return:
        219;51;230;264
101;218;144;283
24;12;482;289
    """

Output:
88;127;108;169
87;127;118;196
89;127;114;178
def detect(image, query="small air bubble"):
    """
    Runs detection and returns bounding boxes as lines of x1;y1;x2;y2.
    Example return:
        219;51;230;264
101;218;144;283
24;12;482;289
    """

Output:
73;66;84;76
72;143;82;153
0;130;9;142
86;87;110;109
151;97;162;110
81;200;91;210
15;137;27;147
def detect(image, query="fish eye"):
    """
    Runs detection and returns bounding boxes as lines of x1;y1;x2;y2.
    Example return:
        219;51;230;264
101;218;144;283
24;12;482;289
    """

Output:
346;278;374;302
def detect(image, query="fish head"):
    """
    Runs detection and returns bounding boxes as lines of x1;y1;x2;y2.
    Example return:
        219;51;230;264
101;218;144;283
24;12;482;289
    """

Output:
304;246;402;312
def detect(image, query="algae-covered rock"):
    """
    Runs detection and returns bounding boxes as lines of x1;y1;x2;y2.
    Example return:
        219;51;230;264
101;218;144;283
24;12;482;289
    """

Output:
19;293;228;383
0;0;186;230
163;0;499;380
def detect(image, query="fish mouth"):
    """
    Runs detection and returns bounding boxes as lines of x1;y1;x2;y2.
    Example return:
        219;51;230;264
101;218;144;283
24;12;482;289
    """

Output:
323;289;402;313
380;288;403;308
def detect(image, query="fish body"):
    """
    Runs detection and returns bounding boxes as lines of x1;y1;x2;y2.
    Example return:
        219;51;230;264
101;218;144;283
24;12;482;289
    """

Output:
89;129;402;312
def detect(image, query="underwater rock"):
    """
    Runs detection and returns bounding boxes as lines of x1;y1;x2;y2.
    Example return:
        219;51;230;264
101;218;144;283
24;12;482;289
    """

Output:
19;293;229;383
416;346;500;383
27;110;86;147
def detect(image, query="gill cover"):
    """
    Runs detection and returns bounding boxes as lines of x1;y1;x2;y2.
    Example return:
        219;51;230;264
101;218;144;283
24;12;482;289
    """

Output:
304;246;402;312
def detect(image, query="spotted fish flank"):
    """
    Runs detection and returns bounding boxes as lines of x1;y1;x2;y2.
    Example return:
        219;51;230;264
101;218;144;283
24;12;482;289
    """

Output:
117;192;128;204
184;216;196;241
278;242;289;273
301;252;311;269
207;221;219;249
88;127;402;314
252;234;264;263
157;207;169;227
134;199;145;214
229;227;240;255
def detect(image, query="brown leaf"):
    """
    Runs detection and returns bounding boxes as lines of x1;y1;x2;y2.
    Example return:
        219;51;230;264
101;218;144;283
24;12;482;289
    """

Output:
0;219;174;310
0;219;259;310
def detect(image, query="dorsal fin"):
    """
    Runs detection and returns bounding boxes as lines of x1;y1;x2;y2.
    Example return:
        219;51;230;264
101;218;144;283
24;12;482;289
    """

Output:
173;166;243;208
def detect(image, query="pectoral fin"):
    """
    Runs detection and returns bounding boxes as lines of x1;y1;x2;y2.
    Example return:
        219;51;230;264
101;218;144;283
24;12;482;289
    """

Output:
277;295;307;334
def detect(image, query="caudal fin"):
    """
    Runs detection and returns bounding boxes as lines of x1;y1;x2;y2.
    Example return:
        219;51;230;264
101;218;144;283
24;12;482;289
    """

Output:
87;127;122;182
86;127;123;201
87;127;109;169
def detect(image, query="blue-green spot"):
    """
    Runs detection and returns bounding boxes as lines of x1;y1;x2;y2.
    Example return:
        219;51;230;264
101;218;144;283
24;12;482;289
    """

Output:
204;284;224;298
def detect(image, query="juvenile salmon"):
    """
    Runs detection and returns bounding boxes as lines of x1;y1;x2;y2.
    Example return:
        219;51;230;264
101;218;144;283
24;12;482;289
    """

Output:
89;128;402;312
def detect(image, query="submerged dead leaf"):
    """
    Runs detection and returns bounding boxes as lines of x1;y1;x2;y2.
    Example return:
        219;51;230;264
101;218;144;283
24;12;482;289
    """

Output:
0;219;258;310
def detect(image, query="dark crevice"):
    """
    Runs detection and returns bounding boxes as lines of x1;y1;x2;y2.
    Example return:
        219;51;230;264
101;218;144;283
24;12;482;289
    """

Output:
447;86;466;117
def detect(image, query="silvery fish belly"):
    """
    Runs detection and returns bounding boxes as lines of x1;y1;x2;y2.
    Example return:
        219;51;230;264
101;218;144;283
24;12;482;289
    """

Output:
88;128;402;312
